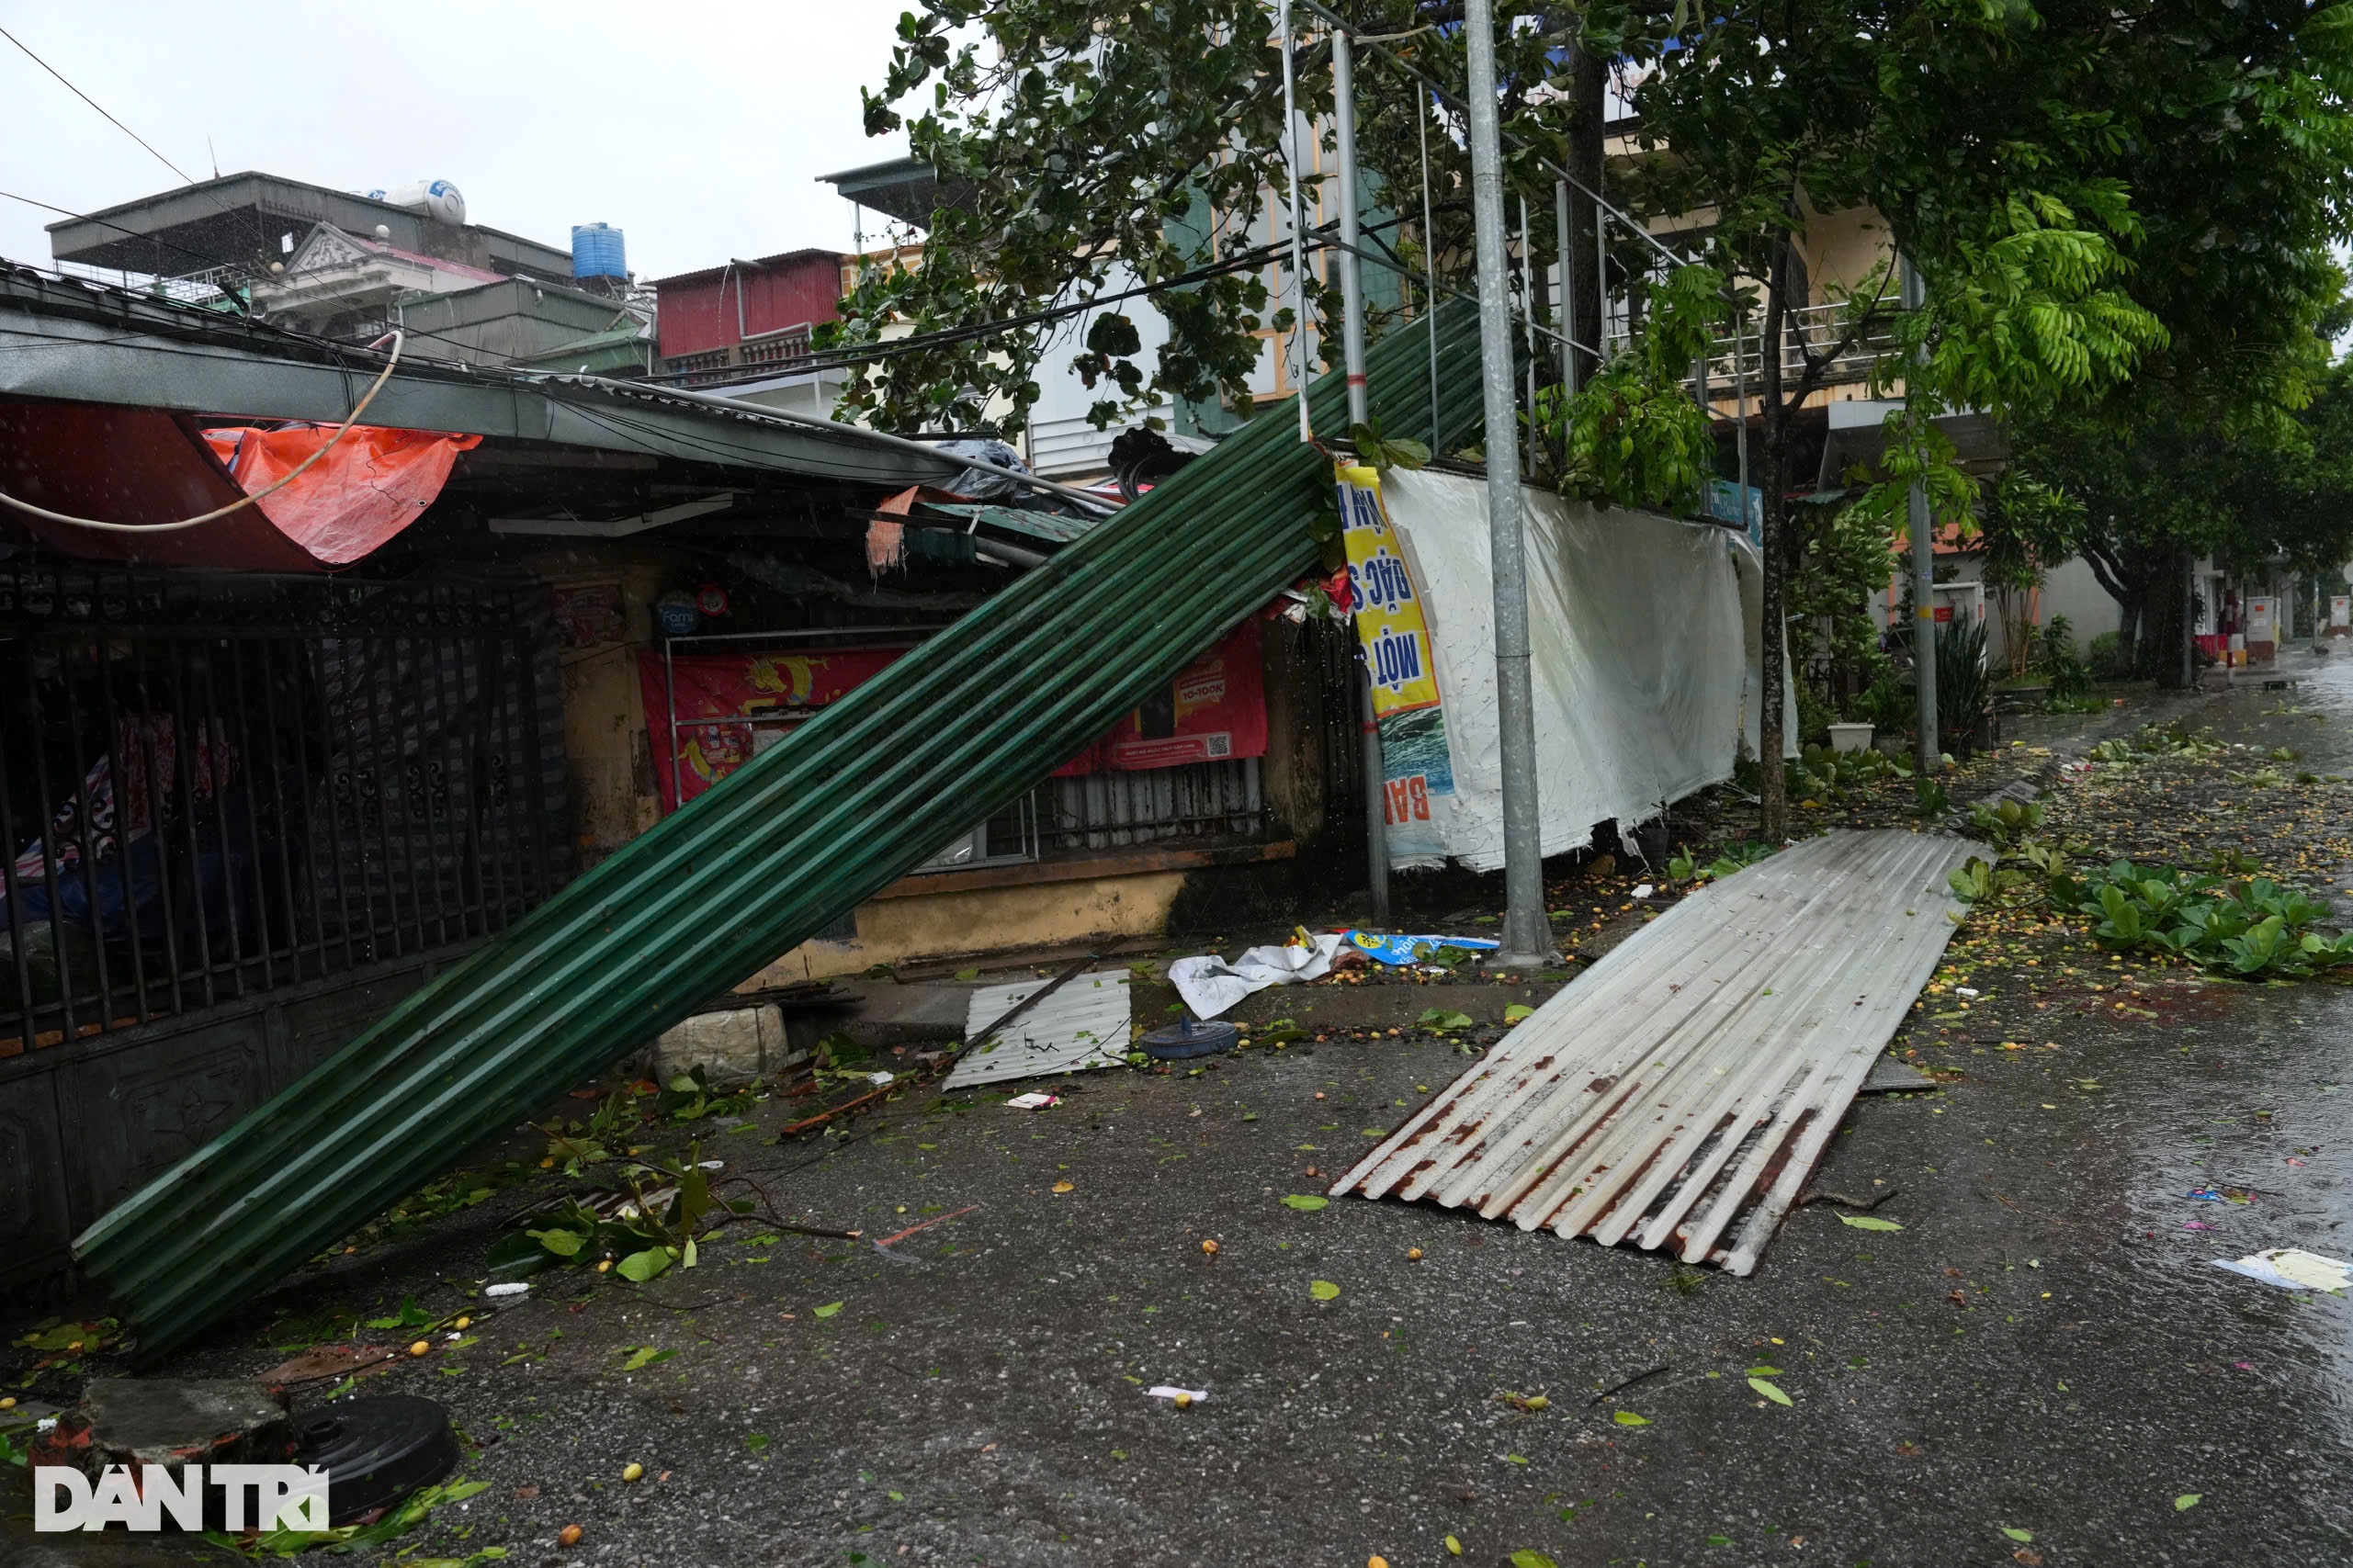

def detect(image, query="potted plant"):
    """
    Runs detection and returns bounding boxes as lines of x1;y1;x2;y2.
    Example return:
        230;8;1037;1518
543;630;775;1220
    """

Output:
1827;717;1875;752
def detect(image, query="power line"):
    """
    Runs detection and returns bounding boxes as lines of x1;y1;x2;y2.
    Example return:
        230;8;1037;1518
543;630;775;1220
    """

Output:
0;25;197;186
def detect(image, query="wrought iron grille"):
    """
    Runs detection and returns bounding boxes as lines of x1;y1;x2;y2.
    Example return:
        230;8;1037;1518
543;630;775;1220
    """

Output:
0;566;570;1055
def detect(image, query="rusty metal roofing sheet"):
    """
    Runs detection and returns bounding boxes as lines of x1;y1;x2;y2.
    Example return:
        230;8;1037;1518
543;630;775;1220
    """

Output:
946;970;1132;1089
1330;829;1976;1273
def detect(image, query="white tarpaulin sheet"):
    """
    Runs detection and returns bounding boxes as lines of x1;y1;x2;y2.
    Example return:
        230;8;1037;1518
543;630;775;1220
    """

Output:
1379;468;1793;871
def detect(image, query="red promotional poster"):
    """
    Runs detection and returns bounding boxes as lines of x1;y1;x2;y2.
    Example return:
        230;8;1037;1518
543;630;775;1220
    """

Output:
1080;624;1268;772
639;644;909;808
639;624;1267;811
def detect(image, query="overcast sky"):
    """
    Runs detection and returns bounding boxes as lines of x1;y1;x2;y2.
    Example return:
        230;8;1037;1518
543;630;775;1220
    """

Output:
0;2;912;281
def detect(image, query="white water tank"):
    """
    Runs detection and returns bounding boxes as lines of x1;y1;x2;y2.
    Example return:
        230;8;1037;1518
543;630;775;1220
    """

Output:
379;179;467;226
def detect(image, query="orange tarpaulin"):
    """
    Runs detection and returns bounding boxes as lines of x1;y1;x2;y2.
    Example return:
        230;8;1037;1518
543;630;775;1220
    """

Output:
203;423;481;568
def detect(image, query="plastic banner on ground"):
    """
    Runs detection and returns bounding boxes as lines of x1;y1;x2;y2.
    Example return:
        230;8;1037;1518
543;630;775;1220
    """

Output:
1374;468;1793;872
639;623;1268;810
1336;464;1454;863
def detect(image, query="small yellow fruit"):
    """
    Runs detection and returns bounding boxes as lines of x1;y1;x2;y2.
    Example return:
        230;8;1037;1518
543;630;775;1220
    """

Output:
0;1396;15;1409
622;1462;643;1483
67;1341;83;1352
1052;1180;1074;1193
539;1156;555;1168
1370;1557;1390;1568
1407;1247;1424;1261
1173;1392;1193;1409
1200;1239;1219;1256
409;1341;431;1358
558;1524;583;1548
597;1258;614;1272
453;1315;471;1330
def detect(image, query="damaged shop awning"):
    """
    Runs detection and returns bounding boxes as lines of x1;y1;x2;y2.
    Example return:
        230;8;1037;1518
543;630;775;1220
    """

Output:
0;266;969;491
0;400;478;571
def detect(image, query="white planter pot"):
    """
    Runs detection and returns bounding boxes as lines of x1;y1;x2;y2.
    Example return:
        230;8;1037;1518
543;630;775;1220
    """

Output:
1827;721;1875;753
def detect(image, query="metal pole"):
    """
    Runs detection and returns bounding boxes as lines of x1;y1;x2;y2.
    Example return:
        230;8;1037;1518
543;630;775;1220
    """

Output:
1900;251;1938;771
1555;180;1576;393
1732;303;1750;537
1520;193;1538;417
1277;0;1313;444
1465;0;1550;969
1335;25;1389;925
1420;85;1442;446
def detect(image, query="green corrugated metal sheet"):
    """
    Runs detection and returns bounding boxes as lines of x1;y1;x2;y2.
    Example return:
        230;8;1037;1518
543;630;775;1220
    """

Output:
928;502;1101;546
76;301;1491;1355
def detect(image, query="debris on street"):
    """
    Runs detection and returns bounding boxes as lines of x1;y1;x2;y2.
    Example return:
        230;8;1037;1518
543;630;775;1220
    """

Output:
945;969;1132;1088
1332;829;1978;1272
1168;931;1345;1017
2212;1247;2352;1292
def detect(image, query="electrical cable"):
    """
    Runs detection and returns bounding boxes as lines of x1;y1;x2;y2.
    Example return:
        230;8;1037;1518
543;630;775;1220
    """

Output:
0;25;196;186
0;332;403;532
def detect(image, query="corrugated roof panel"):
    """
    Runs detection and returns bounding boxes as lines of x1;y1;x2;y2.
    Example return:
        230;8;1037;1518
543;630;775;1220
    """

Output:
75;298;1492;1356
1331;829;1976;1273
945;970;1132;1089
926;502;1102;546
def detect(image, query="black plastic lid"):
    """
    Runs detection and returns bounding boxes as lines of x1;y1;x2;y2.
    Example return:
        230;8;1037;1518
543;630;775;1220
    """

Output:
291;1394;459;1525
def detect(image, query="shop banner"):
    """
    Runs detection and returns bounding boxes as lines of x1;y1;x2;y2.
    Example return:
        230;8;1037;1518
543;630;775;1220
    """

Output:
640;625;1267;810
1337;463;1454;863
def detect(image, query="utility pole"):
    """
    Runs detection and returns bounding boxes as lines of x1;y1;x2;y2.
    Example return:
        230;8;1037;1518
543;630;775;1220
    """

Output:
1333;25;1390;925
1900;251;1938;773
1465;0;1551;970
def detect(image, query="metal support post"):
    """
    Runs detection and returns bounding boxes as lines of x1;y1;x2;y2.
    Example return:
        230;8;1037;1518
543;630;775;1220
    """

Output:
1555;181;1576;393
1465;0;1551;968
1900;251;1938;771
1277;0;1312;443
1334;25;1389;923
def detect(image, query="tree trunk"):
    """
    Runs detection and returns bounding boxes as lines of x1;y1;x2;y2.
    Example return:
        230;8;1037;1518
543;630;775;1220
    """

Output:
2146;552;2190;687
1756;235;1793;842
1563;34;1605;389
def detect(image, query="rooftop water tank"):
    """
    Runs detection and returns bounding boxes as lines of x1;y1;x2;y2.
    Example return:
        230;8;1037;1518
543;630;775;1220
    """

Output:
377;179;466;226
571;222;628;279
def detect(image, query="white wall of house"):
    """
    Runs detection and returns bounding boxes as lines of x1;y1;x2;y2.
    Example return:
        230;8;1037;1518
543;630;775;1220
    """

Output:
1019;265;1176;479
1935;554;2123;671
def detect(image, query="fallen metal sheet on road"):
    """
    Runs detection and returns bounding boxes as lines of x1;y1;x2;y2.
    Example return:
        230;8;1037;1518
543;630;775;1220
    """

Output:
946;971;1132;1089
1329;829;1978;1274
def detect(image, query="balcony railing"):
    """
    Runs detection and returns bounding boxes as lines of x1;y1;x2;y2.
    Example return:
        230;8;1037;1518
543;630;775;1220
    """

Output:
1603;301;1899;394
662;324;817;388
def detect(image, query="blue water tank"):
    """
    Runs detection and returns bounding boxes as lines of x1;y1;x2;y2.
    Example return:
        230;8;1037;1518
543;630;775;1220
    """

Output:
571;222;627;279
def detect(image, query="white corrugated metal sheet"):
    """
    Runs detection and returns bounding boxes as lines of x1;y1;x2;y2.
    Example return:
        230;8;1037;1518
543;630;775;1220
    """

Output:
945;969;1133;1089
1331;829;1975;1273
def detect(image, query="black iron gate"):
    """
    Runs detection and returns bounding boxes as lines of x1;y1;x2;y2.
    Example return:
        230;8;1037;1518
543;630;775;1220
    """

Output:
0;567;569;1050
0;564;570;1290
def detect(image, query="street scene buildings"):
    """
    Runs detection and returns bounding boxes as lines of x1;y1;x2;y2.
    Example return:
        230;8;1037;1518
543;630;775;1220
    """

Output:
5;4;2353;1563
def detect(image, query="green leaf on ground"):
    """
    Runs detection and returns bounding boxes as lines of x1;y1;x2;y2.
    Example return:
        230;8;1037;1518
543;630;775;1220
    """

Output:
1281;1194;1329;1212
2002;1528;2033;1543
1445;1536;1463;1556
1748;1377;1792;1406
620;1346;674;1371
1309;1280;1341;1301
1510;1552;1560;1568
1836;1213;1905;1232
745;1433;770;1454
1504;1004;1535;1023
2175;1494;2202;1511
1612;1410;1650;1426
813;1301;844;1318
616;1247;675;1282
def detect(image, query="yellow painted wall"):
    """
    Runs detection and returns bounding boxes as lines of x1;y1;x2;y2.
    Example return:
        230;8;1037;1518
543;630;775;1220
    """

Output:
526;551;682;866
737;868;1192;986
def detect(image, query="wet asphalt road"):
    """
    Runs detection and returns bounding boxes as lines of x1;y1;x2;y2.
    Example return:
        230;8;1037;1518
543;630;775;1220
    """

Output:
14;657;2353;1568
